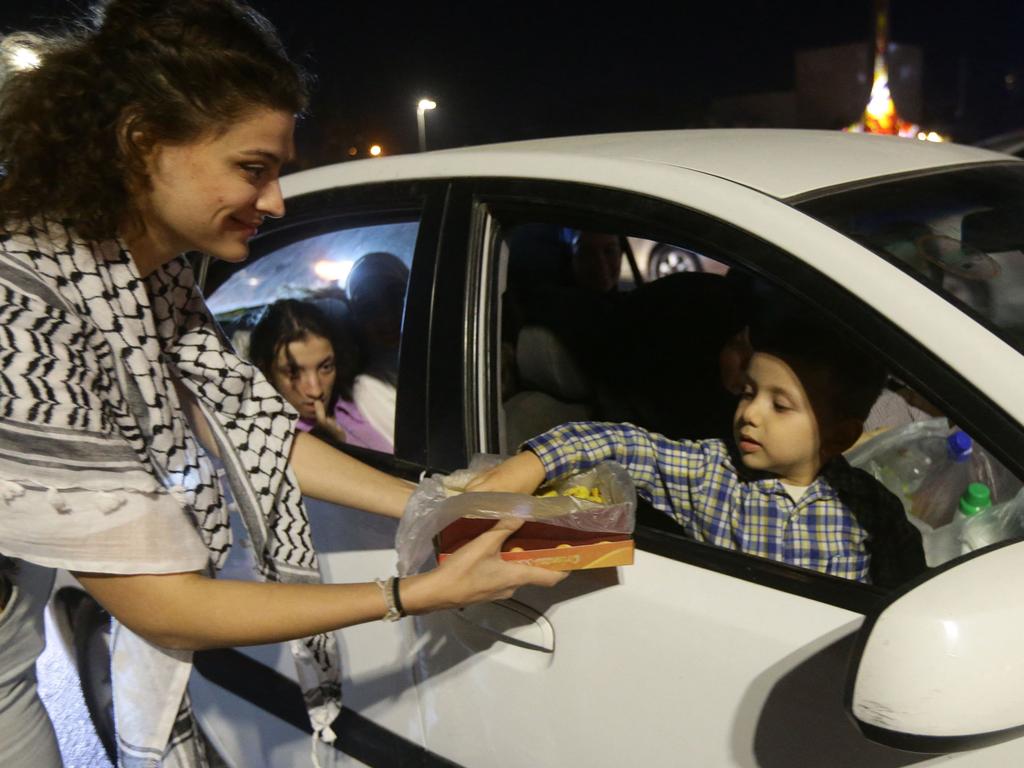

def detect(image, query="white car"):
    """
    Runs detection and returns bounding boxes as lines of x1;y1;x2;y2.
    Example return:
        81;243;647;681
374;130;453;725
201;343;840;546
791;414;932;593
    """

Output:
61;129;1024;767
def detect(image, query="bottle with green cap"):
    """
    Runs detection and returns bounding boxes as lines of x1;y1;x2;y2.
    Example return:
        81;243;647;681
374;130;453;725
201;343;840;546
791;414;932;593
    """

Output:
959;482;992;555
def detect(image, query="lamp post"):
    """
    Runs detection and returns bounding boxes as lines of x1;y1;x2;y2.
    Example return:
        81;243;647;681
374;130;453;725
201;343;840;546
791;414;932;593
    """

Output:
416;98;436;152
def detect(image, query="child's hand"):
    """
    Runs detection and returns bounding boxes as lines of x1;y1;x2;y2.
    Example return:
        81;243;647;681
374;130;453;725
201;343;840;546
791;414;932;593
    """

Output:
465;451;546;495
313;400;347;444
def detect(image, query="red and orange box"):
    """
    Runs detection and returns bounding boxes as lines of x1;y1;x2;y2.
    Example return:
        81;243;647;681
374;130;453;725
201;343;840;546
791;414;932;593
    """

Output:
437;517;634;571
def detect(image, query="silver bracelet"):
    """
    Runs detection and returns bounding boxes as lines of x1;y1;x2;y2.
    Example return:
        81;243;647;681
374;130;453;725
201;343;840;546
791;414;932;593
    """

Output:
375;576;404;622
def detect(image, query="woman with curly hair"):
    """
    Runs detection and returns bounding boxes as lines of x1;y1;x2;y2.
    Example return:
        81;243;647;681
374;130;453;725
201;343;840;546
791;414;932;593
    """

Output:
0;2;564;766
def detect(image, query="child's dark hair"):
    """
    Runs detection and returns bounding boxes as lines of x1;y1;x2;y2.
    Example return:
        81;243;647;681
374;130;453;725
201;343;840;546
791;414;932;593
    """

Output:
749;300;887;424
0;0;311;240
250;299;361;403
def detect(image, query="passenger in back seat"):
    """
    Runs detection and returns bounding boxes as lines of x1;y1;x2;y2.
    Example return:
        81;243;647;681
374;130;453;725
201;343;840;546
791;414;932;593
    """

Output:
250;299;393;452
502;227;624;400
345;252;409;445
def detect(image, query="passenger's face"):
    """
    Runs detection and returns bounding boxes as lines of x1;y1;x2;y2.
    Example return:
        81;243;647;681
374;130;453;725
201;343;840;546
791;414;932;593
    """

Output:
733;352;824;485
355;280;407;347
572;232;622;294
270;333;337;421
136;108;295;265
719;327;752;395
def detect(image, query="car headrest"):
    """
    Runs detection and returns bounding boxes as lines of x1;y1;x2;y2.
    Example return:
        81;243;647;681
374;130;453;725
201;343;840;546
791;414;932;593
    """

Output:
312;296;352;327
962;206;1024;253
515;325;590;402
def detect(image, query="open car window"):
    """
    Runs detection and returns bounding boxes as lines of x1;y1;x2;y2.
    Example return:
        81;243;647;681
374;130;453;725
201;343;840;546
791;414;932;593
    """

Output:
205;218;419;456
484;209;1023;595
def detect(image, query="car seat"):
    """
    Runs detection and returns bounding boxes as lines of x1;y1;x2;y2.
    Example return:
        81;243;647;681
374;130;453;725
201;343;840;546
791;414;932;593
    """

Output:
502;324;592;452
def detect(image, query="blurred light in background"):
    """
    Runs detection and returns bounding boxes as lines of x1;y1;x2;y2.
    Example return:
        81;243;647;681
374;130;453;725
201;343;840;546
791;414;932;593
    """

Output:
8;44;41;71
314;259;353;285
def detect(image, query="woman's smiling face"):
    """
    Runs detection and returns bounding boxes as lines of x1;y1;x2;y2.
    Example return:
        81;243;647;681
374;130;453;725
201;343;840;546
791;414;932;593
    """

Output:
131;107;295;270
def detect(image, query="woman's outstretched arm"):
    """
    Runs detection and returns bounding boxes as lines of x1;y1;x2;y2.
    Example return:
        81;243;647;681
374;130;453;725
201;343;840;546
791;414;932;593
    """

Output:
288;430;413;518
75;518;566;651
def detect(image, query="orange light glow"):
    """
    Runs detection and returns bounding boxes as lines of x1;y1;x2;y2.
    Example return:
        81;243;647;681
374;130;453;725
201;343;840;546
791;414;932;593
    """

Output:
845;1;948;142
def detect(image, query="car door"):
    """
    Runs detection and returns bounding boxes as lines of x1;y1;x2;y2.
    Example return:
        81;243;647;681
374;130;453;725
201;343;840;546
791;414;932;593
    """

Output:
189;180;456;767
407;177;1024;768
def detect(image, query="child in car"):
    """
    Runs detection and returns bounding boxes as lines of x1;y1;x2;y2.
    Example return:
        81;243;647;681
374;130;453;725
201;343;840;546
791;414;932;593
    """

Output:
249;298;394;452
467;307;927;588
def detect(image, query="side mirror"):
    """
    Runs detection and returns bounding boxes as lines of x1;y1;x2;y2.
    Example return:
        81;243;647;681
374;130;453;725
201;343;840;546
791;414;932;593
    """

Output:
848;539;1024;752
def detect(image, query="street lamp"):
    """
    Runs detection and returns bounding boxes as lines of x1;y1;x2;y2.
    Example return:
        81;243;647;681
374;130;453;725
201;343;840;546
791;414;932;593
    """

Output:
6;44;41;71
416;98;436;152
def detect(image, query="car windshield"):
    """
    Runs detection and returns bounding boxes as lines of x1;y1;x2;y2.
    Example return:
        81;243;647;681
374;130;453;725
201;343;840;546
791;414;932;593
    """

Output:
796;162;1024;353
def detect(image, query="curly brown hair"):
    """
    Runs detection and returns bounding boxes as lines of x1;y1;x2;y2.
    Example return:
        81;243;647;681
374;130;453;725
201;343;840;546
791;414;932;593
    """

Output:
0;0;311;241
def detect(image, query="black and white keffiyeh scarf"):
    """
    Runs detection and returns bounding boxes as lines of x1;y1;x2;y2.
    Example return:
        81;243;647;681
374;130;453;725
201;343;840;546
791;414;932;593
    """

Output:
0;218;341;767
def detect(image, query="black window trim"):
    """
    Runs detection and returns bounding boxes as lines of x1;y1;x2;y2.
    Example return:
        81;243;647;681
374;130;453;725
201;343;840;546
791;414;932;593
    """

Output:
451;176;1024;614
782;159;1020;205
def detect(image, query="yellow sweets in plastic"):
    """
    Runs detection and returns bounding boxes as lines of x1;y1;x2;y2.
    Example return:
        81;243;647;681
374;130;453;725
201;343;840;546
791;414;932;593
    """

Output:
537;485;605;503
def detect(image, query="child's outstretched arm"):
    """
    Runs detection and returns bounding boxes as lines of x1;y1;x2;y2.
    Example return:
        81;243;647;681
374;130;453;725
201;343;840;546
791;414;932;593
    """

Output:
468;421;711;529
466;450;547;494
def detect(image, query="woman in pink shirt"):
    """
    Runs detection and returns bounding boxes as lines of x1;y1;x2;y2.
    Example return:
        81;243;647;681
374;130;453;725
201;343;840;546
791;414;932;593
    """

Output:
250;298;393;452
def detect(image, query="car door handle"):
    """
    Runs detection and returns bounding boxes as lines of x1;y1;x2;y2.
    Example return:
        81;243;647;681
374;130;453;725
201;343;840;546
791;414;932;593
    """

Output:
453;599;554;653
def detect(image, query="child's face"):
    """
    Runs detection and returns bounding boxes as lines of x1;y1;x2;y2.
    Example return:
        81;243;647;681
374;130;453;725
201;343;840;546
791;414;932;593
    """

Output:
270;333;337;422
733;351;825;485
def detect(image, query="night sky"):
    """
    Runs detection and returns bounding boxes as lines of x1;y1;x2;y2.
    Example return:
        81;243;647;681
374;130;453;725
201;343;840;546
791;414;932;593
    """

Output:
4;0;1024;166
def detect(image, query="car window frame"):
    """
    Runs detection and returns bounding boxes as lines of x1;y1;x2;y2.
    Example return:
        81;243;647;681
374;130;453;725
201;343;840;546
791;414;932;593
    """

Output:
446;177;1024;613
199;179;448;478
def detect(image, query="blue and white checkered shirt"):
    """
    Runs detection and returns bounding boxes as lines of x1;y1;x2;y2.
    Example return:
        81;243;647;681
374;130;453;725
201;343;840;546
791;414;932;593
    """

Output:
525;421;873;582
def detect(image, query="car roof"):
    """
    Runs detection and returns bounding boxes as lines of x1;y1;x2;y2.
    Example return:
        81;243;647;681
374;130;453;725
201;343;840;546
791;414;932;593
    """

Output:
285;129;1016;201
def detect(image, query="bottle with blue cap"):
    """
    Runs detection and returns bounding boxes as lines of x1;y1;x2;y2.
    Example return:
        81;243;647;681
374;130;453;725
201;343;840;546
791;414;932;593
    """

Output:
909;430;974;528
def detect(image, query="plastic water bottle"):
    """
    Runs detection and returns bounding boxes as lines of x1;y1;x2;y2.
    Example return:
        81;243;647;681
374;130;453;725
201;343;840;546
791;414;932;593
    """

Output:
959;482;993;554
874;438;947;507
922;480;992;566
909;431;974;528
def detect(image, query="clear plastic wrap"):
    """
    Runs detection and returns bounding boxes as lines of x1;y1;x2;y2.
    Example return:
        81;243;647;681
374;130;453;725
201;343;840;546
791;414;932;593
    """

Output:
923;488;1024;566
961;488;1024;554
846;418;956;511
847;417;1021;526
848;418;1024;566
396;455;637;576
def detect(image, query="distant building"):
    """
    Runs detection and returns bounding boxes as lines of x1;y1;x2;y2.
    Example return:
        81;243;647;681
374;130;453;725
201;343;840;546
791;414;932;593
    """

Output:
799;42;923;129
709;40;923;131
